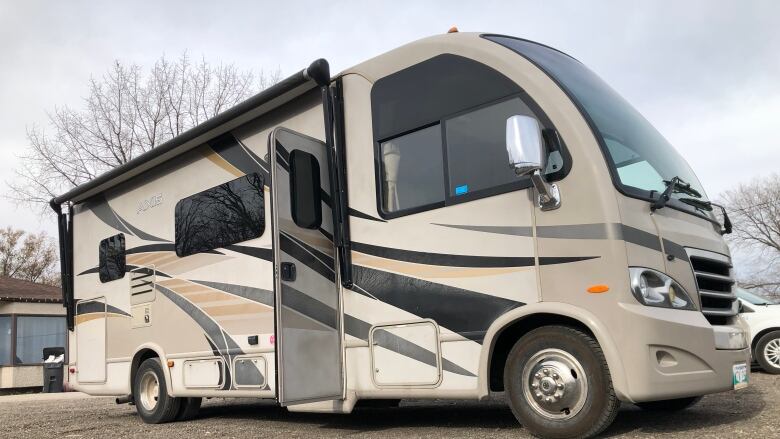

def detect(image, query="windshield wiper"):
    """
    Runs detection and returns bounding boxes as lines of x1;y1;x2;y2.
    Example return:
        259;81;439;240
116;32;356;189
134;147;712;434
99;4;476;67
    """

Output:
651;176;700;211
710;202;733;235
649;177;732;234
679;197;713;212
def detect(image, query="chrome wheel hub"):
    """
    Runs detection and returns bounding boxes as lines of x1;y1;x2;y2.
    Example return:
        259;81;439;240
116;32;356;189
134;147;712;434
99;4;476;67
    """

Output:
139;370;160;411
765;338;780;367
522;348;588;420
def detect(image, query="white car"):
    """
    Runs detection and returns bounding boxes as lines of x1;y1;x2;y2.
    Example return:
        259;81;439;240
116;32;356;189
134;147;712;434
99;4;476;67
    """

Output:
736;288;780;374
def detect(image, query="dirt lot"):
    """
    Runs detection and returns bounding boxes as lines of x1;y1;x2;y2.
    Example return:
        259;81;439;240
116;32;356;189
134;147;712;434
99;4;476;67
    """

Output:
0;372;776;438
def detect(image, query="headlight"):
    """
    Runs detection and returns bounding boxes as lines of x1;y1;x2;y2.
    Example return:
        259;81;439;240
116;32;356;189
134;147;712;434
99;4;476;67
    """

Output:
629;267;696;310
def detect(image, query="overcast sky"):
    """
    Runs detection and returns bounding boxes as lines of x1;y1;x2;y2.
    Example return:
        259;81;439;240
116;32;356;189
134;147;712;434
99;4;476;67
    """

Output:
1;0;778;240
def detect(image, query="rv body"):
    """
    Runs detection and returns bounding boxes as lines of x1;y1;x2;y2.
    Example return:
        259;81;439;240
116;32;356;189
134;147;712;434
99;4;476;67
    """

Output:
51;33;749;438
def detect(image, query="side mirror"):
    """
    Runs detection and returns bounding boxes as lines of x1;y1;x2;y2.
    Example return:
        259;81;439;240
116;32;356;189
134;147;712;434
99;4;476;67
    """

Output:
506;115;545;176
505;115;561;211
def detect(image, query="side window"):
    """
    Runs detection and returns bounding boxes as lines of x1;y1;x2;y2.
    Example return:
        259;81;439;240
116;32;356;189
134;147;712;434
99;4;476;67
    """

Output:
380;125;445;214
445;97;536;197
14;316;66;364
99;233;125;283
175;173;265;257
289;150;323;229
372;54;569;219
0;316;11;365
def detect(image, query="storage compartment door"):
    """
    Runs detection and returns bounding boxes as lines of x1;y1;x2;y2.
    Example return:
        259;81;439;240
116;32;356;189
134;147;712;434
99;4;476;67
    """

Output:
75;298;106;383
371;321;441;387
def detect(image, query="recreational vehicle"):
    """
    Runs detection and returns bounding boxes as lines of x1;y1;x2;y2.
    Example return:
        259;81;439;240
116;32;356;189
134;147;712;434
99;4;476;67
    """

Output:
50;32;750;438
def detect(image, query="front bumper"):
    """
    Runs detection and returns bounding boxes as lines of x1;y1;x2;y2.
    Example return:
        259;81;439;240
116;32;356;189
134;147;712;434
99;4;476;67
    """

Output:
615;303;750;403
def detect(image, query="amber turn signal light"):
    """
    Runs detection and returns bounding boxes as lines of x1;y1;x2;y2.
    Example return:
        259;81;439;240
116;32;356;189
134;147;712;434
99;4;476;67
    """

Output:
587;285;610;294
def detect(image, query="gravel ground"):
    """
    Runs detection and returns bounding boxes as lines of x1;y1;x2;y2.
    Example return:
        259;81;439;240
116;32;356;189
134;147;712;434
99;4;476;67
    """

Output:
0;372;775;438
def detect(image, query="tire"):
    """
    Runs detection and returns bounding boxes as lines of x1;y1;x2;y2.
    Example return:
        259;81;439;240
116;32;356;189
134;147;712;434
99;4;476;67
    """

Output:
635;396;701;411
504;326;620;439
176;397;203;421
133;358;181;424
755;330;780;374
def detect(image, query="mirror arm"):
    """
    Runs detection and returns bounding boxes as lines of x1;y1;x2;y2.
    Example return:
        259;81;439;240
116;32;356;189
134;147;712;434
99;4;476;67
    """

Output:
530;170;561;211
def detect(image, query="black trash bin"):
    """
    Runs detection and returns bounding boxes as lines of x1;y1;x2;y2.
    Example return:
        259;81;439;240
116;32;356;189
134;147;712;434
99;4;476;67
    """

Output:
42;347;65;393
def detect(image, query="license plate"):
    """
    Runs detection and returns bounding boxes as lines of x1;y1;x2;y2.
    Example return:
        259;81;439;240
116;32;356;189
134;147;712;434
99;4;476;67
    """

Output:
733;363;749;390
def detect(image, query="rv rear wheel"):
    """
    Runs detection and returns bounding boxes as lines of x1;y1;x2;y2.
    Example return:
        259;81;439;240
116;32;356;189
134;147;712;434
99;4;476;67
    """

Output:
134;358;181;424
176;397;203;421
504;326;620;439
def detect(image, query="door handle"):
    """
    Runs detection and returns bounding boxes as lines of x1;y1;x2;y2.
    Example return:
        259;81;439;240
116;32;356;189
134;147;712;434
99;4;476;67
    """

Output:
281;262;297;282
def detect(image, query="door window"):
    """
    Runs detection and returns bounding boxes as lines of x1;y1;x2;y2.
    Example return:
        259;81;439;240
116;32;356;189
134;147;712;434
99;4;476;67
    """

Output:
289;150;323;229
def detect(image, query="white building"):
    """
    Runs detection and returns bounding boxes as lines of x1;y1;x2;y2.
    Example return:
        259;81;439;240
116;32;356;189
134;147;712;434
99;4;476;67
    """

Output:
0;277;65;391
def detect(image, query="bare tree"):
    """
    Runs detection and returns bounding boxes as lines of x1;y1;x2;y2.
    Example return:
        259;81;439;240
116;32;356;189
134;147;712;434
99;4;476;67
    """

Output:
0;227;59;285
720;173;780;296
8;52;281;208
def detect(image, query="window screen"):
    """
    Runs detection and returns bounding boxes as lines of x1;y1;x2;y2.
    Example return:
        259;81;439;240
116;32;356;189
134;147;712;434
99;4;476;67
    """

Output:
380;125;445;214
175;173;265;257
0;316;10;365
445;97;539;197
15;316;66;364
289;150;323;229
99;233;125;283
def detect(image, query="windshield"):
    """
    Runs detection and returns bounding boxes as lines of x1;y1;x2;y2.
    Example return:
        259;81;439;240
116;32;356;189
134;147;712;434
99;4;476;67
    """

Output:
736;288;778;305
484;36;710;211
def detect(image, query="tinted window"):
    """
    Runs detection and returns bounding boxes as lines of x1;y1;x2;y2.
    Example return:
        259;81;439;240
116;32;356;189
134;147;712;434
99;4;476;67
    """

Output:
289;150;322;229
380;125;445;214
372;53;570;219
485;35;709;210
371;54;521;142
99;233;125;283
15;316;66;364
445;97;539;197
0;316;10;365
175;173;265;257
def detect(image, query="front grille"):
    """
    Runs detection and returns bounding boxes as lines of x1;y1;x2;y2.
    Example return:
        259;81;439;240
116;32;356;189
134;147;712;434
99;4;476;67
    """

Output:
686;248;737;325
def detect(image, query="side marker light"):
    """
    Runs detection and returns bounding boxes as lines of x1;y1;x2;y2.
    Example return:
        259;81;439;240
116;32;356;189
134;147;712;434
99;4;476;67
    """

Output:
587;285;610;294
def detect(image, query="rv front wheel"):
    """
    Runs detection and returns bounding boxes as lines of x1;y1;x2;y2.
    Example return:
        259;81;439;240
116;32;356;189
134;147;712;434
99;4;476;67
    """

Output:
504;326;619;439
134;358;181;424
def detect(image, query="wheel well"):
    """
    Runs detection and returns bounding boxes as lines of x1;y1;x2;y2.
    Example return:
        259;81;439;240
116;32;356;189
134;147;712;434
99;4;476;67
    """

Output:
488;313;594;392
130;348;159;394
751;327;780;352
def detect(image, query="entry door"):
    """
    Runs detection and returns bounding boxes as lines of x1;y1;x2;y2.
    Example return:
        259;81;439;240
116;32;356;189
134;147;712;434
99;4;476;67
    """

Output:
270;127;343;405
